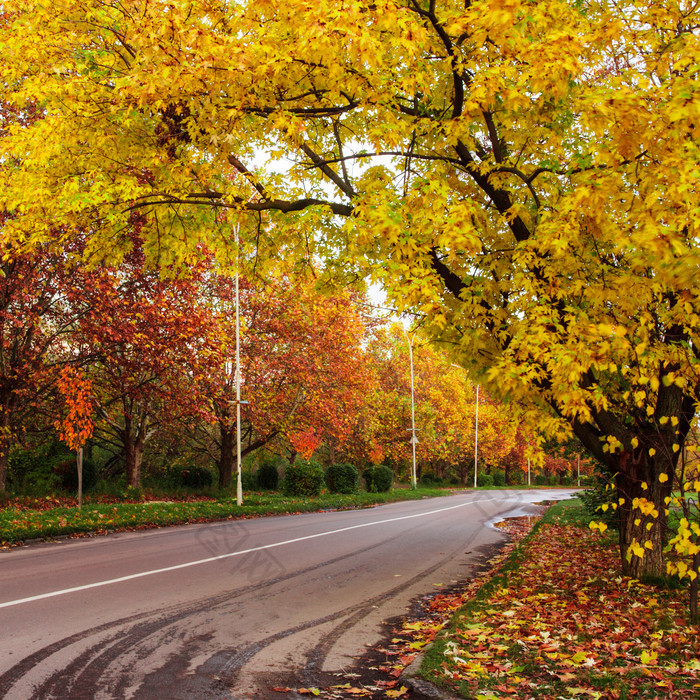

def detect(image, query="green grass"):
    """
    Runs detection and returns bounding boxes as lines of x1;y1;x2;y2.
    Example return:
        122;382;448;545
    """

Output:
417;497;700;700
539;493;599;527
0;488;446;545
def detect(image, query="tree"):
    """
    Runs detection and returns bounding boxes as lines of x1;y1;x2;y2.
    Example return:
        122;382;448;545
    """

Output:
199;275;372;488
2;1;699;577
348;324;521;484
54;365;94;505
0;237;79;491
68;246;222;488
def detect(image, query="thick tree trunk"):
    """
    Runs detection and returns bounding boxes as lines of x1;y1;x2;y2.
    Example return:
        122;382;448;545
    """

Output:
0;441;8;493
616;450;673;580
690;550;699;624
218;424;235;490
0;404;12;492
124;438;144;488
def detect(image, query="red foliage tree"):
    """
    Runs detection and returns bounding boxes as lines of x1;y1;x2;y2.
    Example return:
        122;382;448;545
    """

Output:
67;247;222;488
199;275;373;487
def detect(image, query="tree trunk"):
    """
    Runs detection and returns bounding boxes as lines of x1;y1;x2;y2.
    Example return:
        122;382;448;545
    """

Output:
0;404;12;492
124;427;145;489
616;450;673;580
690;550;699;624
218;423;235;490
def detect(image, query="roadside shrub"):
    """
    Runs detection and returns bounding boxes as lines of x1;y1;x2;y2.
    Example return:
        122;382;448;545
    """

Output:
169;463;214;490
8;443;73;493
55;456;98;493
492;471;506;487
561;475;574;486
535;474;548;486
449;476;460;485
421;472;444;486
325;463;359;494
257;460;280;490
478;473;494;487
363;465;394;493
549;474;560;486
241;471;257;490
509;471;524;486
283;460;325;496
579;471;619;530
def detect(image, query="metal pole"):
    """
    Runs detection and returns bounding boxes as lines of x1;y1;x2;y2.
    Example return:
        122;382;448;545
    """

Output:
473;384;479;488
577;454;580;487
235;230;243;506
527;457;531;486
402;327;417;490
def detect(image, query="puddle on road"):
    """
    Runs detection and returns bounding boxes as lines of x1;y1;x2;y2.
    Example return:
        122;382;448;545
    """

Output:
484;489;581;531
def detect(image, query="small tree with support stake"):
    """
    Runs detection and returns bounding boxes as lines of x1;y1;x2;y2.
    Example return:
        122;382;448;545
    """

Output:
55;366;94;507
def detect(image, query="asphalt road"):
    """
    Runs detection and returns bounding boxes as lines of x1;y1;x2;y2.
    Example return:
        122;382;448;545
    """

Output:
0;489;576;699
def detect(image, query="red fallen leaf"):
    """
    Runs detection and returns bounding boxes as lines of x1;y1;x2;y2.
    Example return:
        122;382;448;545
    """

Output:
494;684;518;694
271;688;292;693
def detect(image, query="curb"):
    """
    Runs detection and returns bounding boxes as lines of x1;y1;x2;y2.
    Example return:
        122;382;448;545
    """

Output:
400;652;462;700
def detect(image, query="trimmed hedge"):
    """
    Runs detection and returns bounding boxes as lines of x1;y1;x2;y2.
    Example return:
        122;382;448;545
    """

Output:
363;465;394;493
257;460;280;490
283;460;325;496
55;456;98;492
493;471;506;487
325;463;359;494
478;473;494;487
169;464;214;489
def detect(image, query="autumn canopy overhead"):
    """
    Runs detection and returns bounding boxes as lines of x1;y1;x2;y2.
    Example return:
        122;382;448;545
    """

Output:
1;0;700;575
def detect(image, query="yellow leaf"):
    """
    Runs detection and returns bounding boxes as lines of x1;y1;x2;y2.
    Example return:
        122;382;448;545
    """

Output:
640;650;658;665
658;473;668;483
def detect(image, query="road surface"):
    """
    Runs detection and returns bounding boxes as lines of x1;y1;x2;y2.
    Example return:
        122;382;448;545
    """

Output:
0;489;576;699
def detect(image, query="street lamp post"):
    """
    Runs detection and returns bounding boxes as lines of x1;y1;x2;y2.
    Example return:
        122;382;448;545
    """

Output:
229;195;255;507
473;384;479;488
235;254;243;506
402;327;418;490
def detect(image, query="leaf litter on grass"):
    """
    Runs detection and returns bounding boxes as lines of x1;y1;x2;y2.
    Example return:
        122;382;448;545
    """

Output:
298;512;699;699
426;523;700;700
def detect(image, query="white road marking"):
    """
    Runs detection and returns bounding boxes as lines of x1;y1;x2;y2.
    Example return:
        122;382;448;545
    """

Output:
0;497;501;610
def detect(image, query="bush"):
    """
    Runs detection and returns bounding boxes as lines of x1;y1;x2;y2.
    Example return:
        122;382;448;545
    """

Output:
421;472;444;486
449;476;460;485
257;460;280;490
535;474;548;486
241;471;257;490
561;475;574;486
283;460;325;496
492;470;506;487
55;456;98;493
579;471;619;530
509;471;524;486
325;463;359;494
478;473;494;487
169;463;214;490
363;465;394;493
8;444;75;494
549;474;560;486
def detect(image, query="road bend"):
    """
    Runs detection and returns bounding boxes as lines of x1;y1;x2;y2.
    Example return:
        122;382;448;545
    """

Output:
0;489;576;699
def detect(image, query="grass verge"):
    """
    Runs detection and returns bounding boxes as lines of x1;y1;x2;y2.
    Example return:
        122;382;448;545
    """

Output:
0;488;446;546
418;497;700;699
